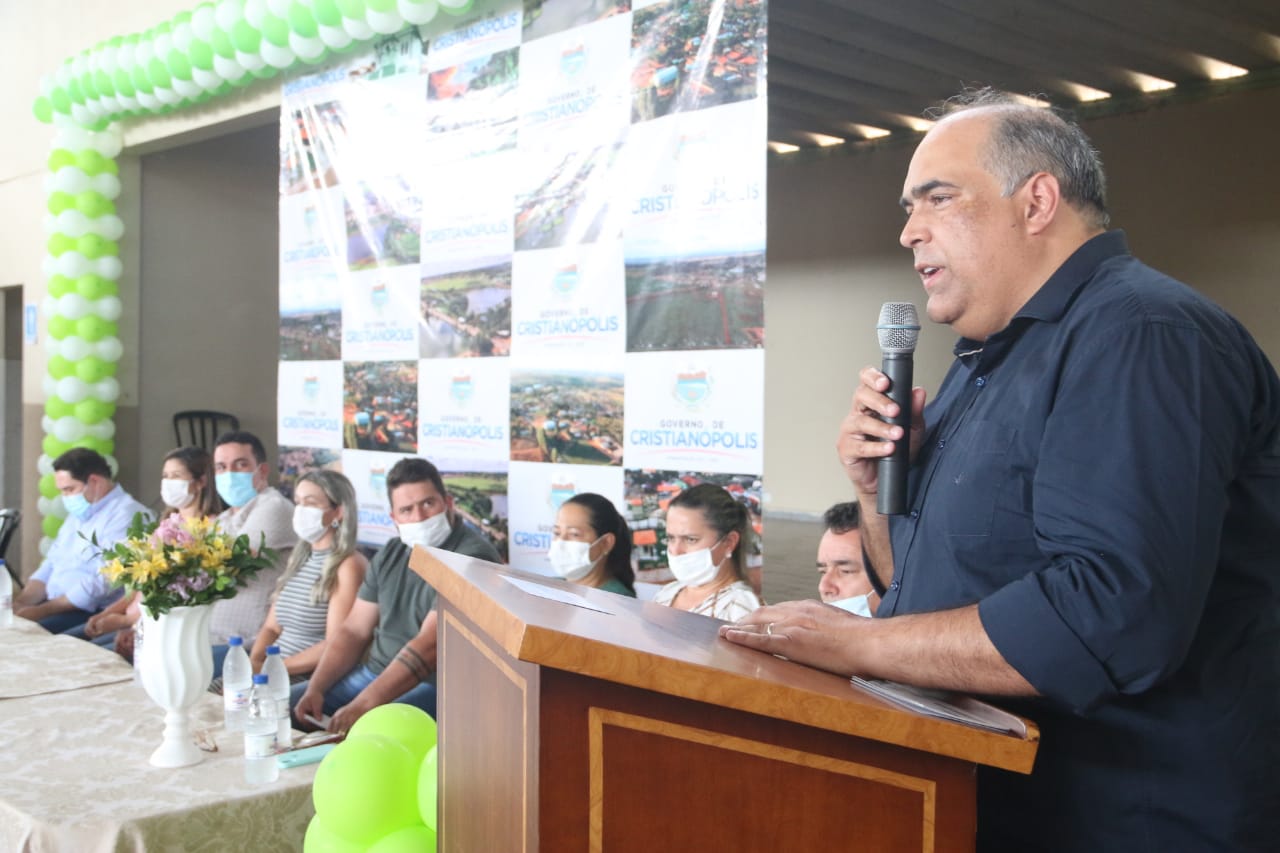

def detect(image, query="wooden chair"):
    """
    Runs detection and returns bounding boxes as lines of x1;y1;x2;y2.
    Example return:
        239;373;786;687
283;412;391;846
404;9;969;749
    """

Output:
172;410;240;451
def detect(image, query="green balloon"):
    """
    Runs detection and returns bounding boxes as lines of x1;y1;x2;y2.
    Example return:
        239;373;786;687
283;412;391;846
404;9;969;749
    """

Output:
43;514;64;538
48;355;73;380
66;78;85;106
210;27;236;60
75;398;111;424
131;64;155;95
367;0;396;13
76;233;117;259
75;191;114;218
303;815;363;853
75;357;114;384
47;192;74;215
251;64;278;80
33;96;55;124
48;274;74;298
80;72;99;100
94;70;116;97
48;315;73;340
312;735;420;845
289;2;320;37
46;396;74;419
50;87;72;114
189;38;215;71
39;473;60;498
174;10;192;25
76;149;114;176
79;436;114;456
261;12;291;46
313;0;343;27
231;20;262;53
47;233;74;256
113;69;137;98
76;274;112;299
417;745;438;831
348;704;437;765
337;0;367;19
48;149;76;171
76;315;108;342
148;57;172;89
368;826;436;853
441;0;474;16
42;435;71;458
166;50;193;81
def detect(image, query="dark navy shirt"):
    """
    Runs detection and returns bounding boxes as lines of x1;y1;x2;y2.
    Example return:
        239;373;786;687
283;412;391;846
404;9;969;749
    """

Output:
879;231;1280;851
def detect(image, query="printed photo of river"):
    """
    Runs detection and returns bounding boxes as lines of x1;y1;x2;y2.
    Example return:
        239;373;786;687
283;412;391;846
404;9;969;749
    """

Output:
419;258;513;358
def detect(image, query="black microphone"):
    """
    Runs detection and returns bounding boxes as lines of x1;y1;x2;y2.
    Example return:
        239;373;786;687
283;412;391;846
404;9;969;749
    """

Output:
876;302;920;515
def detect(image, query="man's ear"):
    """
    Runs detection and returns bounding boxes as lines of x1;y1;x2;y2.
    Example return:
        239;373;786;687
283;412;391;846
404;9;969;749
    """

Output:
1022;171;1062;236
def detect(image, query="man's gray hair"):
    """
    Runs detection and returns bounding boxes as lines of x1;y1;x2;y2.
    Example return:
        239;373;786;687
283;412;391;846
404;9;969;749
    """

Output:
934;88;1111;230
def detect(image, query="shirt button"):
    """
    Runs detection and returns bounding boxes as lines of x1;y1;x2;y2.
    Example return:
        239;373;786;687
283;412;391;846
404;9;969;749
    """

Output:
909;509;920;520
937;439;946;450
975;375;987;387
889;580;900;591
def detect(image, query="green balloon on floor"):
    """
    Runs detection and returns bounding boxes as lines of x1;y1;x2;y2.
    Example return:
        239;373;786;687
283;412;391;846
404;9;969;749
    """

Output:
303;815;362;853
417;744;438;831
348;703;437;764
368;824;436;852
312;734;420;845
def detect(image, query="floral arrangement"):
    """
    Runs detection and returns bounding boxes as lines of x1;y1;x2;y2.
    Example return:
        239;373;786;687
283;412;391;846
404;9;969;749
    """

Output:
99;512;277;619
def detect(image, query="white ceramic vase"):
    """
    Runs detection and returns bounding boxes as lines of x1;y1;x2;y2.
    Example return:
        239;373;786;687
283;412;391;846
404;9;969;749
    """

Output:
137;603;214;768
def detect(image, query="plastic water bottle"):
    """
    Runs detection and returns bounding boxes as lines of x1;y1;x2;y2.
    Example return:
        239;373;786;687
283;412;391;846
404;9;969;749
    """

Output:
222;636;252;733
244;674;280;784
0;561;12;629
262;645;293;748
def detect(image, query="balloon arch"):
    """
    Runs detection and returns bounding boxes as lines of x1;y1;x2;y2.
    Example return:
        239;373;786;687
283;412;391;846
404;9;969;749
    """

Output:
31;0;469;556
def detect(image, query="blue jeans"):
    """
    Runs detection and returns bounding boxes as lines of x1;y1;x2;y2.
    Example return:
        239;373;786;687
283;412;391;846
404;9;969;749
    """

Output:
38;609;93;634
289;664;437;719
210;644;230;679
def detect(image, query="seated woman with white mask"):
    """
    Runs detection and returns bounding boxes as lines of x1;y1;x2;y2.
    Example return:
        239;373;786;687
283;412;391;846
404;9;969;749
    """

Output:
654;483;762;621
547;493;636;597
248;470;368;678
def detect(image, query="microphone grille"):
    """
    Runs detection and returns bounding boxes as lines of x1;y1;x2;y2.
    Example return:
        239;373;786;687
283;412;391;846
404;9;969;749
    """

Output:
877;302;920;354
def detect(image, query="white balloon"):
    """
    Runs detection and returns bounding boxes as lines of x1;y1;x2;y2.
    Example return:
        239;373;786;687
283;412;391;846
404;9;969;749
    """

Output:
39;537;52;557
260;41;296;69
236;50;267;73
91;128;123;159
267;0;291;17
42;375;58;398
49;167;88;194
192;4;217;40
39;74;55;97
43;214;58;236
173;21;194;53
97;94;123;117
83;99;109;123
437;0;470;8
135;39;155;68
98;46;118;75
96;296;123;321
42;415;55;434
37;454;54;476
399;0;438;26
53;417;87;443
154;33;174;59
37;497;54;516
153;86;182;106
94;377;121;402
214;53;248;80
215;0;243;33
87;420;115;441
92;172;121;199
57;293;91;319
53;62;74;89
42;255;57;278
55;210;91;238
342;17;375;40
55;253;91;278
172;77;203;99
96;337;123;362
48;499;68;520
116;92;142;112
95;215;125;241
60;336;92;361
70;104;93;127
105;455;119;477
192;66;223;90
56;376;90;403
136;90;162;112
116;43;136;70
244;0;267;28
54;125;92;149
366;9;405;34
70;54;90;77
317;24;354;52
96;256;123;280
42;296;58;318
289;33;327;63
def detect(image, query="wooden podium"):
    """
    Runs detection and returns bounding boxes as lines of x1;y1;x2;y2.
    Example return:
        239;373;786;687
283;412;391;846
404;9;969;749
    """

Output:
412;547;1039;853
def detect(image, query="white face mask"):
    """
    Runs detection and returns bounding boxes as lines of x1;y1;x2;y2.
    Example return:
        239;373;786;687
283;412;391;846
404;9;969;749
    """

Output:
161;478;195;509
830;593;873;618
292;505;331;545
667;539;726;587
398;511;452;550
547;536;603;582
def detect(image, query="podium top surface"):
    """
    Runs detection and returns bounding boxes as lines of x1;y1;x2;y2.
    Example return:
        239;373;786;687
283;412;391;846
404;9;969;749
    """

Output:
413;546;1039;774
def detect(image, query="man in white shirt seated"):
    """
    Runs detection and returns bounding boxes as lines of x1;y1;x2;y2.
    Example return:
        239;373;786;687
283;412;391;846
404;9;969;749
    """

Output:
208;431;297;663
15;448;150;633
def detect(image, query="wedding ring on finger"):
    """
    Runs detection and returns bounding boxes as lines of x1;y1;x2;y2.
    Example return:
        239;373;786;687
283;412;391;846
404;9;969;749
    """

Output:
766;622;774;637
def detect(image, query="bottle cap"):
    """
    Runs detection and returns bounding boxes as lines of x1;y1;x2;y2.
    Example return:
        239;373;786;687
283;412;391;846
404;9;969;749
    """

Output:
252;673;268;684
228;635;244;646
266;645;280;655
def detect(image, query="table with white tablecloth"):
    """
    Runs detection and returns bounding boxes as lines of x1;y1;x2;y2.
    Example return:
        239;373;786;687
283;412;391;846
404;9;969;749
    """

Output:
0;618;317;853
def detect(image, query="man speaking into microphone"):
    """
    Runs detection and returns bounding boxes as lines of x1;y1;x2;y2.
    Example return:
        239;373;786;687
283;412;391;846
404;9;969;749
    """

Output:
722;88;1280;852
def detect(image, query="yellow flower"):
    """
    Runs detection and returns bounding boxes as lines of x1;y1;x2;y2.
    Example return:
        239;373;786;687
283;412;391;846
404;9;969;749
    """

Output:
100;560;125;583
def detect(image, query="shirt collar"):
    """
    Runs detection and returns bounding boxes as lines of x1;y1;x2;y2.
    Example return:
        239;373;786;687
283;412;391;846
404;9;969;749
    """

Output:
85;483;122;520
952;230;1131;360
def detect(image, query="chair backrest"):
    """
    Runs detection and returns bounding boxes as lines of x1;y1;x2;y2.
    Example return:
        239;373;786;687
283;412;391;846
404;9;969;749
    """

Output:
173;410;241;451
0;509;20;585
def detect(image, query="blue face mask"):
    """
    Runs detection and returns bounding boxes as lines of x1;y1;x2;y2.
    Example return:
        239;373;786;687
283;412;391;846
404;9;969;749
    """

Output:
215;471;259;508
63;491;92;521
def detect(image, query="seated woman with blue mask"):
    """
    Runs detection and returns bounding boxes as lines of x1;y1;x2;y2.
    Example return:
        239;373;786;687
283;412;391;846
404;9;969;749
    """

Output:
548;493;636;597
654;483;762;621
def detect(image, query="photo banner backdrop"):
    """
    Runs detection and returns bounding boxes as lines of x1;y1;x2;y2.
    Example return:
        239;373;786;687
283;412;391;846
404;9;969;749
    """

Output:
278;0;767;576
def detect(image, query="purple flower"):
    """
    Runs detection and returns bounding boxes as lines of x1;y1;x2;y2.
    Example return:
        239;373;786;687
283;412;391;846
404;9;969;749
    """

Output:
190;572;212;592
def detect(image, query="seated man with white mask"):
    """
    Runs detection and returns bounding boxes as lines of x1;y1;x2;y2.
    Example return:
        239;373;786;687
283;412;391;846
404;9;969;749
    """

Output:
816;502;880;617
292;457;500;732
15;448;150;633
